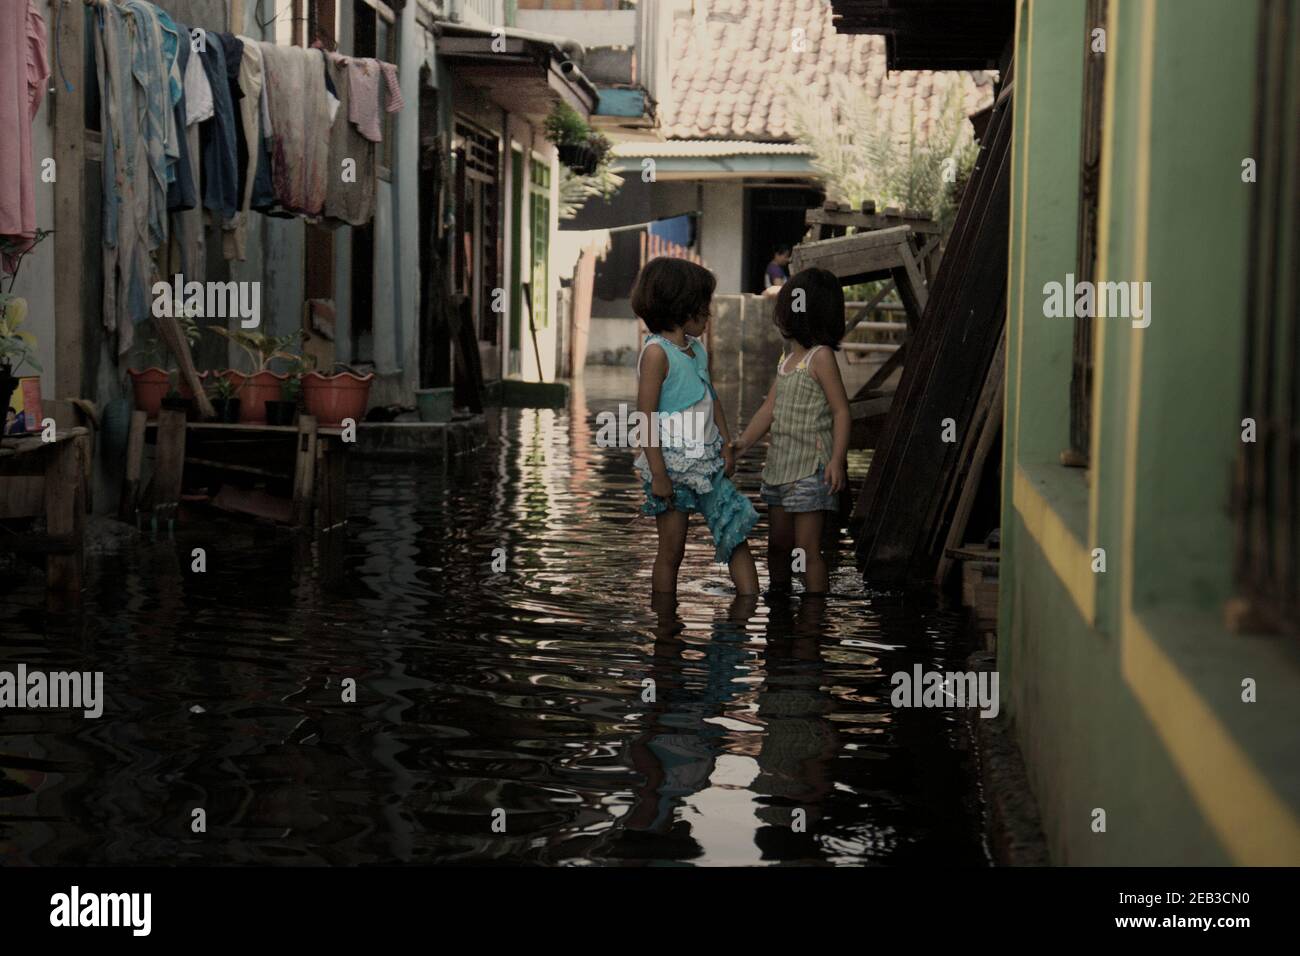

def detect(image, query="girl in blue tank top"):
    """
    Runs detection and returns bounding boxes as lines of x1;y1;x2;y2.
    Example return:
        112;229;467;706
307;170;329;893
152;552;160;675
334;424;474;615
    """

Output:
631;258;758;596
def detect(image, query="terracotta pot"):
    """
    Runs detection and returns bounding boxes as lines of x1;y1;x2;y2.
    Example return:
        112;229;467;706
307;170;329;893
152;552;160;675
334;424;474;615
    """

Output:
128;367;171;418
177;370;210;401
302;370;374;426
236;370;289;424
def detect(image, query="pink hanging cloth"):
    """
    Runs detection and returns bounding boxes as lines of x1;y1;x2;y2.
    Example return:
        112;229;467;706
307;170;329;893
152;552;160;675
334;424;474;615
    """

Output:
0;0;50;274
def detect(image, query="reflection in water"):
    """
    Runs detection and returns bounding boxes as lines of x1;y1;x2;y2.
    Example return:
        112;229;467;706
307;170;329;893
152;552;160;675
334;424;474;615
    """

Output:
0;368;986;866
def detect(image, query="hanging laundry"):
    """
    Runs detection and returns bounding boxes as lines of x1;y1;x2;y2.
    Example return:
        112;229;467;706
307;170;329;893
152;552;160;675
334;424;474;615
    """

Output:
0;0;50;275
184;44;214;125
124;1;182;246
322;54;376;227
346;58;403;144
94;1;152;354
166;28;198;213
222;38;265;261
166;22;206;284
196;31;239;223
259;43;332;218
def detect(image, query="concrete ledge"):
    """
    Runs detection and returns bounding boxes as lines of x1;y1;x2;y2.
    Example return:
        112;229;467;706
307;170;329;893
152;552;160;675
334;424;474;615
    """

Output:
354;417;488;460
967;649;1052;866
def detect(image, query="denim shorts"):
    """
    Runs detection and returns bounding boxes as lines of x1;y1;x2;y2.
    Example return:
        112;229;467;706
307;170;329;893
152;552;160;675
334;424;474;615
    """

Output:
760;466;839;513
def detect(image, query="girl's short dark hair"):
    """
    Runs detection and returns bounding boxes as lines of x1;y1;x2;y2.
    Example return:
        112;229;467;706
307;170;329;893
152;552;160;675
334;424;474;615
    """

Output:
631;257;717;333
774;268;846;350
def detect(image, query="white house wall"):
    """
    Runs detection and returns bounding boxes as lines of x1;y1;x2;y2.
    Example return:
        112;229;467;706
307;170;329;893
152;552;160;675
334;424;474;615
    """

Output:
699;182;746;294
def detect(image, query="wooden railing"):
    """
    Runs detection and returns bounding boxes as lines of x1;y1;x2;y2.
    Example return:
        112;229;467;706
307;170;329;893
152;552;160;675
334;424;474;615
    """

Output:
639;232;705;269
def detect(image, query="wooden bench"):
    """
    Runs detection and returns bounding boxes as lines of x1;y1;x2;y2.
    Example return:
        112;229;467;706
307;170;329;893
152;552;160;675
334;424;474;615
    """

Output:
0;427;90;596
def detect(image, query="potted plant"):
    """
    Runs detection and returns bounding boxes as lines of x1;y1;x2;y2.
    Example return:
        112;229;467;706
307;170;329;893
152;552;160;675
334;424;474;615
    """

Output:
128;313;200;418
207;326;302;424
581;131;612;176
0;293;41;418
546;101;599;173
206;374;241;423
265;350;314;426
160;373;194;418
302;363;375;427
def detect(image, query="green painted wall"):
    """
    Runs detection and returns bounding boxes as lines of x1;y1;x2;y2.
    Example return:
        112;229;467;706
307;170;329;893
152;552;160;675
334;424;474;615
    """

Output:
1001;0;1300;865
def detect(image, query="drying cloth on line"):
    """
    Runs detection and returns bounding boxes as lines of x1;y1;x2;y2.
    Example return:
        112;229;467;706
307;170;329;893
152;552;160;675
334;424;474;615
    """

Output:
166;24;198;212
184;40;213;124
259;43;331;217
124;1;181;243
222;38;265;261
94;2;151;354
322;53;375;227
345;57;403;144
0;0;49;274
195;31;239;222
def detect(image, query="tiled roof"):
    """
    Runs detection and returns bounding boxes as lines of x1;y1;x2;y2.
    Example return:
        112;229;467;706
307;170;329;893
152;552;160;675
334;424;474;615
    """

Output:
612;140;814;158
663;0;997;142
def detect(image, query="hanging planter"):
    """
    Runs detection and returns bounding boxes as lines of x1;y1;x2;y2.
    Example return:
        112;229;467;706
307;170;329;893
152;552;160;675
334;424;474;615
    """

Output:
302;370;374;426
557;142;598;174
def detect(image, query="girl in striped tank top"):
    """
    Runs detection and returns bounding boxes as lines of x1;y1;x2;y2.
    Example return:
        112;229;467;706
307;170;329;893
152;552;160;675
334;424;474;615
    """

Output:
733;268;851;595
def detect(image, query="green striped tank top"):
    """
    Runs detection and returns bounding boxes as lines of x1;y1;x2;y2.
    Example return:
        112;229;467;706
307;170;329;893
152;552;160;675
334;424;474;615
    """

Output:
763;346;834;486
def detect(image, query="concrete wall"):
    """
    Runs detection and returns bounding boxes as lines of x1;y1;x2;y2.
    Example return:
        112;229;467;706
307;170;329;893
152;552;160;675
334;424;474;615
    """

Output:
699;182;746;293
1002;0;1300;865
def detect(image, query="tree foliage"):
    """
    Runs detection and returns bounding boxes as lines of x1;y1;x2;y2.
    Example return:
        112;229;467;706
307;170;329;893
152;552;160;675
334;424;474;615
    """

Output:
786;74;980;232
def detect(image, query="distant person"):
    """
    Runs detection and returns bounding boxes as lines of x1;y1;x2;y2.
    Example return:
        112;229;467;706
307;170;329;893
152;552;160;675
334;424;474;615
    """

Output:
630;257;759;597
765;244;793;290
732;268;851;596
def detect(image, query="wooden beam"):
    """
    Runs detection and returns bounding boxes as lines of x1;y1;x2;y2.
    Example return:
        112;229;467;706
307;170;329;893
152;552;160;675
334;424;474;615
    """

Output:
149;409;187;513
52;0;86;401
292;415;319;527
44;435;85;596
119;410;148;518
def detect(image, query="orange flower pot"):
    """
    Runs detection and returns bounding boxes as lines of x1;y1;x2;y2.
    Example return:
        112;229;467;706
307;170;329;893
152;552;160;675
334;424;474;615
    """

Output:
127;367;171;418
236;370;289;424
302;370;374;426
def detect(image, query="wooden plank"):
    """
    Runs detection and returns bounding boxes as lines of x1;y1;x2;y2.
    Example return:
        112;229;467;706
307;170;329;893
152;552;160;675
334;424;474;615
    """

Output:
805;208;941;235
150;410;187;511
44;436;85;596
855;343;906;398
184;457;288;479
852;72;1014;584
934;330;1007;589
154;315;215;420
316;440;347;532
119;410;148;518
0;477;44;518
844;279;897;334
212;486;294;525
896;238;929;314
52;0;85;402
292;415;319;527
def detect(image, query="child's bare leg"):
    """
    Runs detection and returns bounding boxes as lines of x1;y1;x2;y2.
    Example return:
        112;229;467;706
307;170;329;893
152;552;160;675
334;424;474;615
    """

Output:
653;509;688;593
767;506;795;590
728;541;759;596
793;510;828;594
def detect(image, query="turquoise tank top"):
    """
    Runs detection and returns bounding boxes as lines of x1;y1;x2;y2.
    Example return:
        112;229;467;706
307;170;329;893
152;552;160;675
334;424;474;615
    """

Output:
642;334;715;414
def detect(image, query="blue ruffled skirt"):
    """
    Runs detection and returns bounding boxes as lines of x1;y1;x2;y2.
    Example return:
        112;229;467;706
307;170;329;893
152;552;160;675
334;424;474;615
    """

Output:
638;466;759;564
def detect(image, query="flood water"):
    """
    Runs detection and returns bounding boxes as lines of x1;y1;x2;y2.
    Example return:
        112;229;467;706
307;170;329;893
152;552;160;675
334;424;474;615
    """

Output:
0;367;987;866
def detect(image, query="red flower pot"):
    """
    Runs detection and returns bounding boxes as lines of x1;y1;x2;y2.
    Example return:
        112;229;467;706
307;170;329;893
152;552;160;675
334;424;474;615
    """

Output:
302;370;374;426
127;367;171;418
177;370;211;401
236;370;289;424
